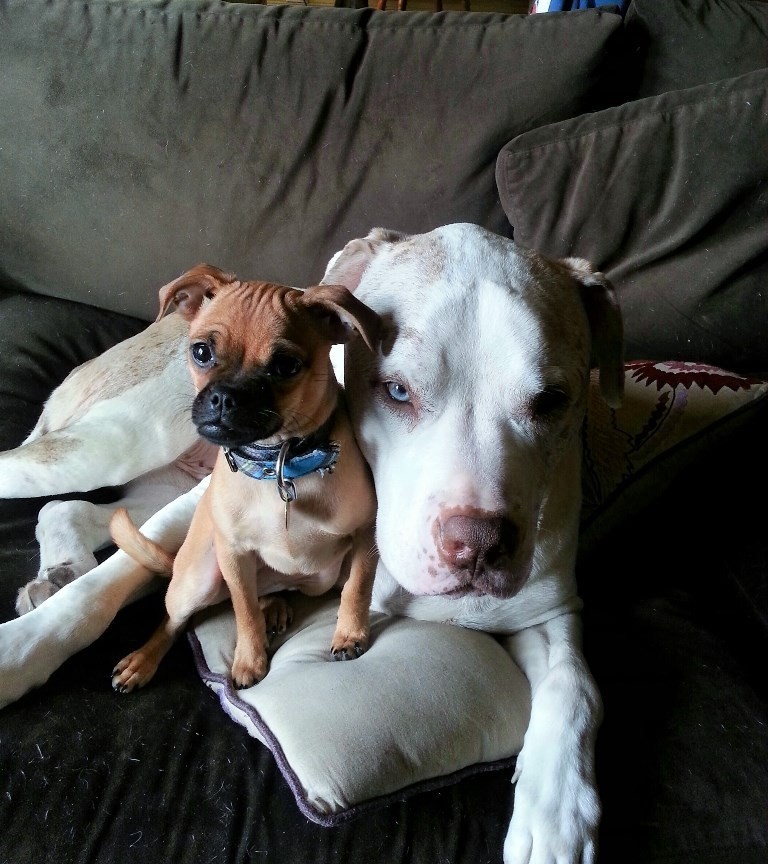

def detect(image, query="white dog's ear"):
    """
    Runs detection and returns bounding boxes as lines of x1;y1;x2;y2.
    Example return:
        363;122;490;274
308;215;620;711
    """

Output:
321;227;408;292
562;258;624;408
156;264;237;322
301;284;381;353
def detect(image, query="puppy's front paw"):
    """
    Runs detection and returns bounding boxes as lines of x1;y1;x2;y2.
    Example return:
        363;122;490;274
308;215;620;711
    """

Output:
231;644;269;690
330;626;369;661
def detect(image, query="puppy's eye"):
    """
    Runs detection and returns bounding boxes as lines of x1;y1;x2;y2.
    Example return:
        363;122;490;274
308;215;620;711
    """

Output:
384;381;410;404
190;342;215;368
267;353;303;379
530;386;569;418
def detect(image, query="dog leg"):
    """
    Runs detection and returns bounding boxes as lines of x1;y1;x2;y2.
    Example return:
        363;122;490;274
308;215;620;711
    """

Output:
111;492;227;693
0;418;197;499
215;542;268;689
502;612;602;864
15;465;202;616
0;478;209;709
111;613;181;693
331;525;376;660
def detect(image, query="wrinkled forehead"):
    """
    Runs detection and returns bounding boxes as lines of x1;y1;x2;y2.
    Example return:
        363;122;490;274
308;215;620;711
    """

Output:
188;282;312;358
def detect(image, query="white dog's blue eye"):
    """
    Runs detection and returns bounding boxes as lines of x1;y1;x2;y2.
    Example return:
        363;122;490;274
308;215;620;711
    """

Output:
385;381;410;403
191;342;214;368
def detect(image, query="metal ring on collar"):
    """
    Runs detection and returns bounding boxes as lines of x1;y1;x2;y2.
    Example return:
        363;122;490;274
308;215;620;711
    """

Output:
276;439;298;503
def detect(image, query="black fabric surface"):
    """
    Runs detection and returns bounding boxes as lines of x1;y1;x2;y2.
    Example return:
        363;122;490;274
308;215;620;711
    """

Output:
581;404;768;864
2;296;768;864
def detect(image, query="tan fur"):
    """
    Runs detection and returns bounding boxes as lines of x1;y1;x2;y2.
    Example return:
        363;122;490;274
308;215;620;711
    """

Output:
110;508;175;575
110;267;380;693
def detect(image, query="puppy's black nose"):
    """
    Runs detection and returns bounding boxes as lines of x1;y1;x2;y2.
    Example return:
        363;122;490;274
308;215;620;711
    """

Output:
204;384;240;425
437;514;518;577
207;385;237;419
192;379;278;448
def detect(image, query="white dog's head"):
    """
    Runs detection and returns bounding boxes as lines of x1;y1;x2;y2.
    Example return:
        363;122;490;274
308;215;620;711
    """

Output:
324;224;623;603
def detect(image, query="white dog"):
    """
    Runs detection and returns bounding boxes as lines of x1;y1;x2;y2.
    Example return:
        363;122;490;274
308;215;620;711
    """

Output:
0;223;623;864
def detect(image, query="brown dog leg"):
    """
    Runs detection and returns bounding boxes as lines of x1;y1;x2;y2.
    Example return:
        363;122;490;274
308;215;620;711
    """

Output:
216;541;270;688
331;525;377;661
110;500;225;693
111;615;181;693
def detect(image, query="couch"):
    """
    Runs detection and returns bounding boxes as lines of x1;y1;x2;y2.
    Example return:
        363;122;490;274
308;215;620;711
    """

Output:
1;1;767;862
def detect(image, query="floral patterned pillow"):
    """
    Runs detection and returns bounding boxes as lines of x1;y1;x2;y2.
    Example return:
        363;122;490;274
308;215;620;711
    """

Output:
580;361;768;551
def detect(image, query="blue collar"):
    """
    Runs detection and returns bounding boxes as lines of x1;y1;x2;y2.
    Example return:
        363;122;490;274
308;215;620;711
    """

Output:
223;412;340;490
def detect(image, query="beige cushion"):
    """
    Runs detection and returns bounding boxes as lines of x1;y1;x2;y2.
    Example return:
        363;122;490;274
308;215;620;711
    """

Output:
191;594;530;822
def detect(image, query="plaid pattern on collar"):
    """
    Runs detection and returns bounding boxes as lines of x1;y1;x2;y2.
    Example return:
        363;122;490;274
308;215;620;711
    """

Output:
223;409;340;482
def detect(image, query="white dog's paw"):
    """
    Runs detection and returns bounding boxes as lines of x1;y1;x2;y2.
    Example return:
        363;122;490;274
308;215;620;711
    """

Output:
15;556;95;616
15;578;60;615
503;763;601;864
14;564;83;614
39;554;98;584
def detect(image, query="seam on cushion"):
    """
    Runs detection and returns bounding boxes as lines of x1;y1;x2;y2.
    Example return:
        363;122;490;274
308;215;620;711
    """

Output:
500;72;768;162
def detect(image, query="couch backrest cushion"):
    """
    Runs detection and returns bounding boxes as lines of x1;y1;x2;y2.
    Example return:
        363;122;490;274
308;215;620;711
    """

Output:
624;0;768;98
496;68;768;375
0;0;623;320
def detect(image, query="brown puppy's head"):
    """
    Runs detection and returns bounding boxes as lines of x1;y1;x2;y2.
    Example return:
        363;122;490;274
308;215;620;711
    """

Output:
157;264;380;448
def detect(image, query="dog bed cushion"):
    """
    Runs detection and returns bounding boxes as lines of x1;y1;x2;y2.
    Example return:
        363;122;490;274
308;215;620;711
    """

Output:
190;596;529;823
189;360;768;823
496;68;768;376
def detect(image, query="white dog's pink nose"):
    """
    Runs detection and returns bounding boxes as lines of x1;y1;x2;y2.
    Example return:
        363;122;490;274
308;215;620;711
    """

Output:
436;513;520;595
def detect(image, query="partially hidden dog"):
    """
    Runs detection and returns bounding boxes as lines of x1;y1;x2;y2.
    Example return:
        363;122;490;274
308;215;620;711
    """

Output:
0;224;623;864
108;264;380;692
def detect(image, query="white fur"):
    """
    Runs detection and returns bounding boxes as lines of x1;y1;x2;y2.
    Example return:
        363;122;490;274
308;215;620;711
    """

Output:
321;224;618;864
0;223;622;864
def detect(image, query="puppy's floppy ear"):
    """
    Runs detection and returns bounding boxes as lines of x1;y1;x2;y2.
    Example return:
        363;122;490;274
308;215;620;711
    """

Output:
561;257;624;408
301;284;381;353
321;227;408;292
156;264;237;322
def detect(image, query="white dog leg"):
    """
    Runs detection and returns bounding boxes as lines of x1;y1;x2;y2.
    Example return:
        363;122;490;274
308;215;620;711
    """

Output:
0;477;209;710
502;612;602;864
16;466;202;615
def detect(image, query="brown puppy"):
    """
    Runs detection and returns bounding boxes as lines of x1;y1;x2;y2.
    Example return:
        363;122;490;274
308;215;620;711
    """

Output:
110;265;380;692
